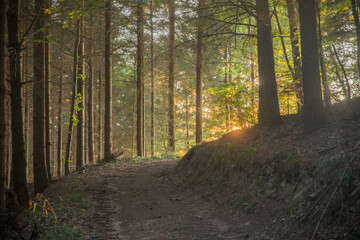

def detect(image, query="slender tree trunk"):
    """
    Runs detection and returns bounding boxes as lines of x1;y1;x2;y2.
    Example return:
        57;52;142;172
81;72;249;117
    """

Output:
185;94;189;149
150;1;155;157
45;0;52;181
104;0;113;161
57;51;63;176
196;0;204;144
256;0;283;126
8;0;30;205
76;17;85;170
168;0;176;151
299;0;324;133
0;0;7;213
329;46;348;100
64;21;80;175
351;0;360;78
286;0;303;110
33;0;49;193
98;69;102;161
136;2;144;157
317;3;331;109
332;45;351;101
224;43;231;132
88;13;94;164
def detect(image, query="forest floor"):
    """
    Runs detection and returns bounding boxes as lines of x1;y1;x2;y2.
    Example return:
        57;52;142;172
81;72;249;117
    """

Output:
37;158;282;240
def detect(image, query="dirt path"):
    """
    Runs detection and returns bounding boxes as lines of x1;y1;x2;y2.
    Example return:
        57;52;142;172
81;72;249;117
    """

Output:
46;159;279;240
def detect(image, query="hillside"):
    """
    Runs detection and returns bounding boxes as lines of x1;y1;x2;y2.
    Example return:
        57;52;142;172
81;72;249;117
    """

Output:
175;98;360;239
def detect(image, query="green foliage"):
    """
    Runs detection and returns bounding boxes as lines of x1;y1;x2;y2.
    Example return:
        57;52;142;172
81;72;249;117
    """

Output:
60;192;88;205
46;225;84;240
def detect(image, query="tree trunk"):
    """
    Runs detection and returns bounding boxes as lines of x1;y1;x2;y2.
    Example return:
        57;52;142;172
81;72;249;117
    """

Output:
33;0;49;194
317;3;331;109
88;13;94;164
104;0;113;161
332;45;351;101
44;0;52;181
185;94;189;149
286;0;303;110
136;1;144;157
0;0;7;213
8;0;30;205
224;43;231;132
256;0;283;126
64;21;80;175
98;69;102;161
351;0;360;78
299;0;324;133
196;0;204;144
329;46;348;100
150;1;155;157
168;0;176;151
57;51;63;177
76;17;85;171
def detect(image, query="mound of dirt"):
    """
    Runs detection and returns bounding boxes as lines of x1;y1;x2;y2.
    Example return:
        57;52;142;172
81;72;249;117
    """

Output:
175;99;360;240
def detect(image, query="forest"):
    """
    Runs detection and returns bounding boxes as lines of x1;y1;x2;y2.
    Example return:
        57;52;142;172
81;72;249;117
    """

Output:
0;0;360;239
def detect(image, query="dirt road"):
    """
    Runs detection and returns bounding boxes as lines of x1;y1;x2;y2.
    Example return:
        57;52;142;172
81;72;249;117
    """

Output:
46;159;278;240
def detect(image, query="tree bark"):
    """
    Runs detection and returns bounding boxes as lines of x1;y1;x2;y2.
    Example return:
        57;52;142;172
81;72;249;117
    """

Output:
286;0;303;110
196;0;204;144
224;43;231;132
299;0;324;133
104;0;113;161
33;0;50;194
168;0;176;151
64;21;80;175
136;1;144;157
0;0;7;213
76;17;85;170
256;0;283;126
150;1;155;157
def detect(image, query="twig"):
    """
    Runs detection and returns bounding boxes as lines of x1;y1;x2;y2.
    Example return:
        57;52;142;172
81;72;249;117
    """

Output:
299;183;334;223
311;157;354;240
319;136;360;154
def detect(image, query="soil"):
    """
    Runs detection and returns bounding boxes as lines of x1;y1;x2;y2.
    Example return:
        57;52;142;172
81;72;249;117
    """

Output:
41;159;286;240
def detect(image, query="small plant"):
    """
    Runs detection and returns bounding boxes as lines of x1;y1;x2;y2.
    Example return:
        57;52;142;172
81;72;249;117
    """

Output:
29;193;57;221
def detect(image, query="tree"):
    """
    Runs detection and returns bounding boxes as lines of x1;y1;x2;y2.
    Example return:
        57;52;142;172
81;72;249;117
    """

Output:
286;0;303;110
299;0;324;133
150;1;155;156
33;0;50;194
64;21;80;175
137;1;144;157
196;0;204;145
256;0;283;126
88;13;95;164
104;0;113;161
45;0;52;182
168;0;176;151
0;0;7;212
351;0;360;78
76;17;85;170
8;0;30;205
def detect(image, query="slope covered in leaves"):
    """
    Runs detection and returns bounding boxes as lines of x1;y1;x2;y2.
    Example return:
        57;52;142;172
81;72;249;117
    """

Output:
175;98;360;240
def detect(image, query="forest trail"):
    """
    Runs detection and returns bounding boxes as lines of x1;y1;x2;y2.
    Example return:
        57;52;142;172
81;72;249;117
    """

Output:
45;159;279;240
